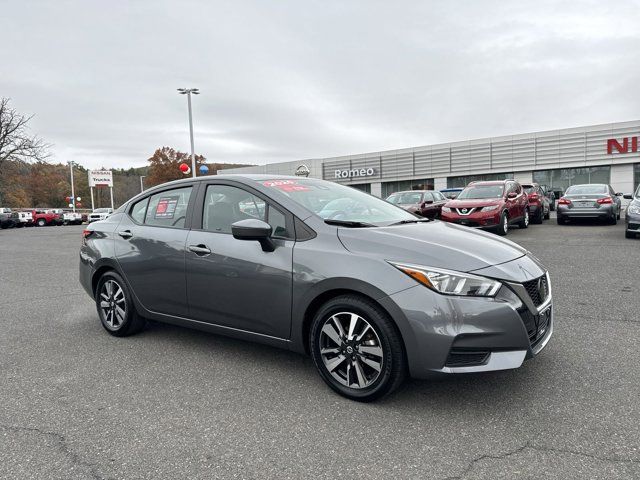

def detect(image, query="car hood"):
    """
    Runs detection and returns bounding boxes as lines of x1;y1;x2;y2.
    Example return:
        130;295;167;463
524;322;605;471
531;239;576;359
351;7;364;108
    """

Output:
445;198;502;208
337;220;527;273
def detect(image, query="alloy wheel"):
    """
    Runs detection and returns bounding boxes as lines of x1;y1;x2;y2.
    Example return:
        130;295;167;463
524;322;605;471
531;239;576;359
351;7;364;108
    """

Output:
524;209;529;226
319;312;384;389
502;215;508;234
99;279;127;329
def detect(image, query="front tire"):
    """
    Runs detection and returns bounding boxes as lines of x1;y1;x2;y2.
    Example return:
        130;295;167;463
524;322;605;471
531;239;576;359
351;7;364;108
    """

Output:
495;211;509;236
310;295;406;402
95;271;145;337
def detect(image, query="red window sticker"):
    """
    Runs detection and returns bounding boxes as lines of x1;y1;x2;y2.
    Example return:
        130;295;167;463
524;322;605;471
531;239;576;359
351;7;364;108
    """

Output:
262;180;311;192
154;196;179;219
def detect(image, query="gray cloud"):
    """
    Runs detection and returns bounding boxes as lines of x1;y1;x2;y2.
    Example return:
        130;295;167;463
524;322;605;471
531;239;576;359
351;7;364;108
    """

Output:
1;0;639;169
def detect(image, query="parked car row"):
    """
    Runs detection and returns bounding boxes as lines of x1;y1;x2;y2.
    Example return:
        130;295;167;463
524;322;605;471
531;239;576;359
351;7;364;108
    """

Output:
0;208;113;229
386;180;630;238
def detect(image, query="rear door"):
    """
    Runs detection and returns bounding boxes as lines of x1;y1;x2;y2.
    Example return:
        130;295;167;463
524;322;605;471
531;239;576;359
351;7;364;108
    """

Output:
114;184;196;317
185;181;294;339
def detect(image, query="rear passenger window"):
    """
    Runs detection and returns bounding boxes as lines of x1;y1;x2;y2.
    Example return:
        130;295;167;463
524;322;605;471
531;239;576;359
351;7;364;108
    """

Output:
130;198;149;224
144;187;193;228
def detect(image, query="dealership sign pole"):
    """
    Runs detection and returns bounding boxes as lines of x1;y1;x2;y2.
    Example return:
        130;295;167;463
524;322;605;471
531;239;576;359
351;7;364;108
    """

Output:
88;170;114;210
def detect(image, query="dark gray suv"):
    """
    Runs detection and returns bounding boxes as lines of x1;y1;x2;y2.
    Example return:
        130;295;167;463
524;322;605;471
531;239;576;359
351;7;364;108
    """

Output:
79;175;553;401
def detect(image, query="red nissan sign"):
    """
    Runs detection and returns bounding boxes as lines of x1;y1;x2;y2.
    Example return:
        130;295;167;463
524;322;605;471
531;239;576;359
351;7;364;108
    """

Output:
607;136;639;154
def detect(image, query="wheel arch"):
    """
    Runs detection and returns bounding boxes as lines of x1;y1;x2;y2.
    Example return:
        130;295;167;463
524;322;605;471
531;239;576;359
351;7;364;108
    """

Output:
292;278;410;360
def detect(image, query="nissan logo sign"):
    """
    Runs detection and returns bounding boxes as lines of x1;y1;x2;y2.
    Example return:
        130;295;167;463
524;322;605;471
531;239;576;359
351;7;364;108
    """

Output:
334;167;376;179
295;164;310;177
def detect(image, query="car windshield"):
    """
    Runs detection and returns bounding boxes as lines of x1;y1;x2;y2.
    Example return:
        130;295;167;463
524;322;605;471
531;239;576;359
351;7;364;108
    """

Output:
457;185;504;199
386;192;423;205
565;185;607;195
261;179;416;226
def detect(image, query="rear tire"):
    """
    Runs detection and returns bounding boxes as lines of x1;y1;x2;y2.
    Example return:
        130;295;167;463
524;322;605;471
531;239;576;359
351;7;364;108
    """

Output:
544;209;550;220
556;215;566;225
37;219;46;227
95;271;145;337
532;208;543;224
608;212;617;225
310;295;406;402
626;230;636;239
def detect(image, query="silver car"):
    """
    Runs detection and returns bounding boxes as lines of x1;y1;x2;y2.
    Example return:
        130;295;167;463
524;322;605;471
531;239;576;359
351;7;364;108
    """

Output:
556;183;622;225
79;175;553;401
624;186;640;239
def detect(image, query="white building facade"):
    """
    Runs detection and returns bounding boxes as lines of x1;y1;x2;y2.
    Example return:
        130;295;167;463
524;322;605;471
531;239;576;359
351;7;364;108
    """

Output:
225;120;640;198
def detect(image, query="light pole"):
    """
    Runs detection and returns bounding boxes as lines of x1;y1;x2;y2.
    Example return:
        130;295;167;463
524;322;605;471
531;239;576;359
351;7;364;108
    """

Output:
177;87;200;178
68;161;76;213
140;175;146;192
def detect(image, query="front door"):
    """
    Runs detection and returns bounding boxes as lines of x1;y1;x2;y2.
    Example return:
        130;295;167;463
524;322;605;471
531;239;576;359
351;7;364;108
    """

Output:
185;182;293;339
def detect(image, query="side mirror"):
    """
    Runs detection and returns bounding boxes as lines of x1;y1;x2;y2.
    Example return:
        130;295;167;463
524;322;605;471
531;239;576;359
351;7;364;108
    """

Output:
507;192;517;199
231;219;275;252
624;194;633;200
424;199;434;205
615;192;623;196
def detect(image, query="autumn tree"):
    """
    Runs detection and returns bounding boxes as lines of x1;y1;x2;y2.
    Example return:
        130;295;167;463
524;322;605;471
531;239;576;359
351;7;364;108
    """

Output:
145;147;206;187
0;98;48;173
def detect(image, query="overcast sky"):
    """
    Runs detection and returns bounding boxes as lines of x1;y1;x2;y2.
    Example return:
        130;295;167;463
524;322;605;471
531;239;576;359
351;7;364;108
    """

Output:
2;0;639;169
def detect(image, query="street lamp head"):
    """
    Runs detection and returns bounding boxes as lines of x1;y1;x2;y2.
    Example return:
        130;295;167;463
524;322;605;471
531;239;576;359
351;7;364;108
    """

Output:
177;87;199;95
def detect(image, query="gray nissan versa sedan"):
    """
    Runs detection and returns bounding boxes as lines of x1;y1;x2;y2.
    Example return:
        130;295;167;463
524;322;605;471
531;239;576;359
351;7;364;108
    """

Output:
79;175;553;401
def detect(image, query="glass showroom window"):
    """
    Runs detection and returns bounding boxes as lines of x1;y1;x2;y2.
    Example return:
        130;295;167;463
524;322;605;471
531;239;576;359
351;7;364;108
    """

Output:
446;173;514;189
381;178;434;198
532;166;611;195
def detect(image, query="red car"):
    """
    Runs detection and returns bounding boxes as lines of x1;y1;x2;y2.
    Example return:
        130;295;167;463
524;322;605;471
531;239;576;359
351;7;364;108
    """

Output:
31;209;63;227
385;190;449;219
521;183;550;224
440;180;530;236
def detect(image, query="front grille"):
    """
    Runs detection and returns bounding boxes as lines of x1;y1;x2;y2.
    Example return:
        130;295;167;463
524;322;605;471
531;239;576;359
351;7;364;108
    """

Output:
455;208;476;216
445;350;490;368
518;306;551;348
522;275;548;307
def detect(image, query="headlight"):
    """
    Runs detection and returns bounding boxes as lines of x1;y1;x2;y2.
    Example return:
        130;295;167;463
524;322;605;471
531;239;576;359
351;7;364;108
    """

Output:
441;206;451;213
481;205;499;212
389;262;501;297
628;205;640;215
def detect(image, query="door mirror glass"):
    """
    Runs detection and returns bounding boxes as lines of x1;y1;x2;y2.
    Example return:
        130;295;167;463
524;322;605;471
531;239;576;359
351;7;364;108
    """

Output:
507;192;517;199
623;194;633;200
231;219;275;252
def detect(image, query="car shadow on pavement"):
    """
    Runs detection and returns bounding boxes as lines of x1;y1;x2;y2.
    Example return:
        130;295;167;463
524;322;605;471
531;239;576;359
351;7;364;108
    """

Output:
139;319;555;413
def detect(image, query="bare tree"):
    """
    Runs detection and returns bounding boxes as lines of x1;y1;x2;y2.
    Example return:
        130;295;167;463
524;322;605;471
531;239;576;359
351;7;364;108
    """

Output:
0;97;48;172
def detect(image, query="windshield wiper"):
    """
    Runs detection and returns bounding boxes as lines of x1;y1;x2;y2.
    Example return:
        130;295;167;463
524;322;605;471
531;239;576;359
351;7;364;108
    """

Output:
324;219;376;228
389;218;431;226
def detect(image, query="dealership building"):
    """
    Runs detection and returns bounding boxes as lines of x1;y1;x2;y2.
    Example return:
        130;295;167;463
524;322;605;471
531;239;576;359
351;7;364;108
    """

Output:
226;120;640;198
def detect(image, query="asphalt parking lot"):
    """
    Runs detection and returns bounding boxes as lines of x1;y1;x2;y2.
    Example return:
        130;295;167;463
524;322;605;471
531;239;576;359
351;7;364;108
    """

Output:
1;219;639;479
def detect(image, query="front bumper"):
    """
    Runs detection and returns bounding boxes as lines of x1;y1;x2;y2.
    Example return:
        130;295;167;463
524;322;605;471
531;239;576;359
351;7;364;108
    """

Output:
380;260;552;379
625;211;640;232
441;210;500;229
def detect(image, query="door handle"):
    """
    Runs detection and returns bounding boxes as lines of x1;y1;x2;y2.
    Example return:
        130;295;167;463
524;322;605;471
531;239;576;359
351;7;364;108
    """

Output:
188;244;211;256
118;230;133;239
